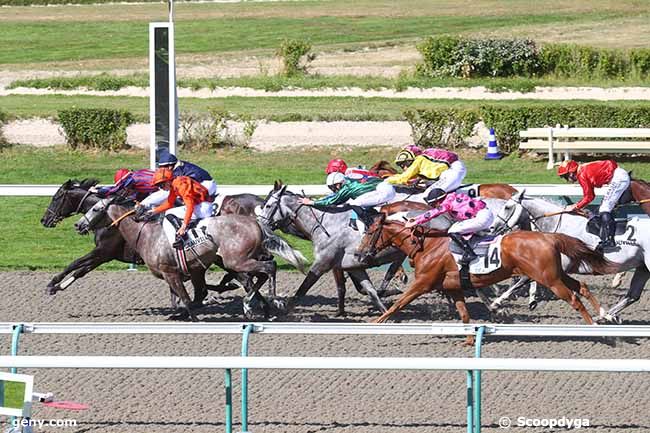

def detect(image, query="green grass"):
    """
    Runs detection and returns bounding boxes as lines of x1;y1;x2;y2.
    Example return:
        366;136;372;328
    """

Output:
0;11;634;65
10;73;650;93
4;146;650;271
4;95;650;122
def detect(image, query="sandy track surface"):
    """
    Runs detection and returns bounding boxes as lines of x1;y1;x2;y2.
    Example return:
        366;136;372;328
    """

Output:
1;270;649;433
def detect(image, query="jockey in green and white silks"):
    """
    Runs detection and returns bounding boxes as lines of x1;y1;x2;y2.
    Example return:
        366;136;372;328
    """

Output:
304;172;396;208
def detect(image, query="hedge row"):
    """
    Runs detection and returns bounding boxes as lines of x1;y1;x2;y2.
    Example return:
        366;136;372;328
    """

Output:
417;36;650;80
405;104;650;153
58;108;134;150
1;0;167;5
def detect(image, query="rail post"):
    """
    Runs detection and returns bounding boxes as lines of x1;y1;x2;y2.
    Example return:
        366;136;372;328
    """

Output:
225;369;232;433
10;324;25;428
466;370;473;433
473;326;486;433
240;324;254;433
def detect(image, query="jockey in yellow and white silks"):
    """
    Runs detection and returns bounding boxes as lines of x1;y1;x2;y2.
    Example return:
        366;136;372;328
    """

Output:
386;146;467;202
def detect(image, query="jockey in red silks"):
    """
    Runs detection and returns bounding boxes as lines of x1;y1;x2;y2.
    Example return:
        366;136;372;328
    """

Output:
406;192;494;265
558;159;630;249
98;168;157;201
387;146;467;203
148;168;214;246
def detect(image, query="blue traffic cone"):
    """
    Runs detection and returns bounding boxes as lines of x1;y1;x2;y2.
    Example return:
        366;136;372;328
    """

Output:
484;128;503;160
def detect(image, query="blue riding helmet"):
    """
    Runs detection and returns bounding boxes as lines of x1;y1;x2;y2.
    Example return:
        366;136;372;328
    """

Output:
158;149;178;167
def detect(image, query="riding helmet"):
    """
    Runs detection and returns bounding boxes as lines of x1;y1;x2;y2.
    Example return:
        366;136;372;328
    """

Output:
557;159;579;176
326;159;348;175
152;167;174;186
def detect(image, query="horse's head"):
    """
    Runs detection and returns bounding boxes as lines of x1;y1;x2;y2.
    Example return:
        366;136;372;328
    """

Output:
355;212;391;264
494;190;527;234
369;160;398;178
41;178;100;228
259;180;298;231
75;196;118;234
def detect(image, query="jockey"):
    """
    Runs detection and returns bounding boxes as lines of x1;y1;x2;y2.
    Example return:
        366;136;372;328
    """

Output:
98;168;156;201
301;171;395;215
386;146;467;202
558;159;630;249
405;192;494;265
140;150;217;209
148;168;214;246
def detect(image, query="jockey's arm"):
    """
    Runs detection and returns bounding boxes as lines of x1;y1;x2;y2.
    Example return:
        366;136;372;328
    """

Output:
385;158;422;185
413;206;446;225
152;190;177;215
575;175;595;210
314;185;353;207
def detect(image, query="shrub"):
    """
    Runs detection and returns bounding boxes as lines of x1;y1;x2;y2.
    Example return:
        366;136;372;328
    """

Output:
178;109;258;150
276;39;316;77
404;108;480;149
405;104;650;154
58;108;134;150
417;36;540;78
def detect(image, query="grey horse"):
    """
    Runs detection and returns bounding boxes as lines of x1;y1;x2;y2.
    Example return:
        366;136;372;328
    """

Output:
76;197;307;320
41;179;268;305
491;192;650;323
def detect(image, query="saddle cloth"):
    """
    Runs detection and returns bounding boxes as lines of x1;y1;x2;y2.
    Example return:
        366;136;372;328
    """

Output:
449;234;504;274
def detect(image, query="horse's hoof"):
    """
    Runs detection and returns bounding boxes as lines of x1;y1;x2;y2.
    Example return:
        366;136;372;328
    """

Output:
167;313;189;321
335;310;346;317
272;298;287;312
603;313;623;325
46;286;59;296
528;300;538;311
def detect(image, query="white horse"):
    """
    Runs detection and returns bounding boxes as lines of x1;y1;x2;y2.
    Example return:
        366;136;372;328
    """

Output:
492;192;650;323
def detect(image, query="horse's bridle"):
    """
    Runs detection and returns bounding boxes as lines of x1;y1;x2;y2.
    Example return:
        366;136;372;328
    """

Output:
261;188;330;237
361;214;417;259
45;186;93;224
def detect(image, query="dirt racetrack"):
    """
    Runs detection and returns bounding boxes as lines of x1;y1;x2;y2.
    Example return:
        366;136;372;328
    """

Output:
1;270;649;433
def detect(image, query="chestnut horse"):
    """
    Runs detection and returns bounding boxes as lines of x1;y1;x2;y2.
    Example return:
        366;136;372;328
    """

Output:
358;214;618;344
630;179;650;216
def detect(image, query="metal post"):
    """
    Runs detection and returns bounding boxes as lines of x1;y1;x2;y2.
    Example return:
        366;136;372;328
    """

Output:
240;324;253;432
10;324;24;428
225;369;232;433
473;326;486;433
466;370;473;433
11;324;23;374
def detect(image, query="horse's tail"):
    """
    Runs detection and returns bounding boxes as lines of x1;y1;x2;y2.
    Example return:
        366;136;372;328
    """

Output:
260;223;308;274
551;233;620;275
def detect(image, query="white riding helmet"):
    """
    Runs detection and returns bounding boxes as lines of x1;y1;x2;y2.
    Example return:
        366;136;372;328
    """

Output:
326;172;346;187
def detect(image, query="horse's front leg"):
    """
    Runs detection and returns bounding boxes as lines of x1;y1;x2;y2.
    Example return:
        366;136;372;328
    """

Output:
46;249;108;295
163;273;198;322
348;270;387;313
332;268;347;316
377;260;406;297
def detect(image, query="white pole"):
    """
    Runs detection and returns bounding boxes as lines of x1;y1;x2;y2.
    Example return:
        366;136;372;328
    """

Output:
168;0;177;156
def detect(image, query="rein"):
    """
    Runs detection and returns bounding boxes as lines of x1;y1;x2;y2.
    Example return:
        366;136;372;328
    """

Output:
110;209;136;227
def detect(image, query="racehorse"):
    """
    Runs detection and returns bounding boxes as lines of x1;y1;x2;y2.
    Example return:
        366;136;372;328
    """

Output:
630;178;650;215
77;198;306;320
491;192;650;323
358;211;617;344
41;178;265;301
259;181;413;316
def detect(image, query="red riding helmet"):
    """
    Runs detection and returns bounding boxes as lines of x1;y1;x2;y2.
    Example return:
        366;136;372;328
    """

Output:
326;158;348;175
113;168;131;184
152;167;174;186
557;160;579;176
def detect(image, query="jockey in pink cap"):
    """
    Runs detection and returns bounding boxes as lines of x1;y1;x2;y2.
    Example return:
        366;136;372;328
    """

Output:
405;192;494;265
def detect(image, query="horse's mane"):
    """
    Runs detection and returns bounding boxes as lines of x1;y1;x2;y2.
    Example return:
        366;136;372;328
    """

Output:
65;178;100;190
633;178;650;187
370;160;397;174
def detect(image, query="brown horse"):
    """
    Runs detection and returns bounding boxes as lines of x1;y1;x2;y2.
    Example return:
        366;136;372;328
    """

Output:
358;214;618;344
630;179;650;215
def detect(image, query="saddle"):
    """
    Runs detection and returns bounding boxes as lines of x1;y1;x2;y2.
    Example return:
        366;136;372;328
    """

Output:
165;214;207;249
586;215;626;238
448;233;498;258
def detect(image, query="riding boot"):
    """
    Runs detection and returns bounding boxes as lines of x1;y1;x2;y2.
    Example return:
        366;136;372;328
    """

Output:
449;233;477;265
165;214;187;249
597;212;616;250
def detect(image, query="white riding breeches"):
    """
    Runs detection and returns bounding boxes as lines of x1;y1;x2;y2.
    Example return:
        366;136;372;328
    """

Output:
348;181;396;207
599;168;630;213
448;208;494;235
161;202;214;244
201;180;217;197
425;160;467;194
140;180;217;208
